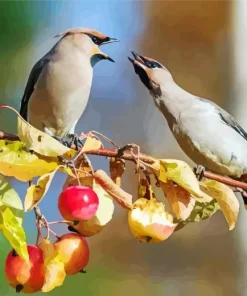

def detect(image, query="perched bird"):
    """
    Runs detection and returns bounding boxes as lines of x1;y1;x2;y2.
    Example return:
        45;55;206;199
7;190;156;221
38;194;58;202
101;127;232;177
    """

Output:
129;51;247;179
20;27;119;147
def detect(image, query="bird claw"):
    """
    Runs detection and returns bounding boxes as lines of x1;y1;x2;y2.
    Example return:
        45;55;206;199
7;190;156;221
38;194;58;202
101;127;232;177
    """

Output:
53;134;84;150
194;165;205;181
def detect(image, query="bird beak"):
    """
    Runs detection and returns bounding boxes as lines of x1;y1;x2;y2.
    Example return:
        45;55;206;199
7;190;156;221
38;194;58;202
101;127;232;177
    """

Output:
128;51;161;96
91;47;115;63
101;37;120;45
128;51;149;69
128;51;152;77
101;52;115;62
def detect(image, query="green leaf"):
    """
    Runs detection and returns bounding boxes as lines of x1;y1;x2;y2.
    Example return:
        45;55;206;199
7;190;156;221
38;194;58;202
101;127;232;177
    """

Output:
0;207;28;262
0;139;60;182
175;199;220;231
0;174;23;224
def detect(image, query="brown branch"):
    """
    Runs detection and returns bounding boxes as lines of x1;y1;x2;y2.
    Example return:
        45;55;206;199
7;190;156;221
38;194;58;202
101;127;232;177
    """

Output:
1;130;247;190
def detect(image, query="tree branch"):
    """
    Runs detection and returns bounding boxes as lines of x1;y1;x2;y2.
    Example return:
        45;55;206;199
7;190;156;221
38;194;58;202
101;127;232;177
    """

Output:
1;130;247;190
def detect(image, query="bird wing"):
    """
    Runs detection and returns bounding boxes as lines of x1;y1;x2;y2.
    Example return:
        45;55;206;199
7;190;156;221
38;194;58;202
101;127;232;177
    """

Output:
20;52;53;121
198;97;247;142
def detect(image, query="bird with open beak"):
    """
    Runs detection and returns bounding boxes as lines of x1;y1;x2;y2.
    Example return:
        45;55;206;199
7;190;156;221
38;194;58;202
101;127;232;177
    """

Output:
20;27;119;148
129;51;247;179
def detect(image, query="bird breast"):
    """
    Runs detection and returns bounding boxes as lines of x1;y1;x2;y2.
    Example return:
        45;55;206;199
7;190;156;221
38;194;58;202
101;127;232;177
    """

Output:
28;55;93;137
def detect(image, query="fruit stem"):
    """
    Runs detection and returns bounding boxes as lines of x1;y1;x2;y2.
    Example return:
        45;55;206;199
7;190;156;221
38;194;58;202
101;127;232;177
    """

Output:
48;220;70;225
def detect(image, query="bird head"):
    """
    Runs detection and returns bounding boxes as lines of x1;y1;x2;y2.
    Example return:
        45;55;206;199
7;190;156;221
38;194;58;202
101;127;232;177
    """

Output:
128;51;173;97
55;27;119;67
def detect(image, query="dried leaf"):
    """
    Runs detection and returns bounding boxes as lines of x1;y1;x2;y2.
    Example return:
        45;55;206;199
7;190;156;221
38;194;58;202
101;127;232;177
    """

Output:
110;157;125;186
138;174;154;200
24;166;67;211
39;238;66;292
0;140;59;182
152;159;212;203
94;170;132;209
18;116;76;159
160;181;195;220
63;154;93;190
200;180;239;230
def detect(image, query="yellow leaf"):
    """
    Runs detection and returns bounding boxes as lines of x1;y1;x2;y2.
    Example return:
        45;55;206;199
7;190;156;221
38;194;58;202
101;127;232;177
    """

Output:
39;238;66;293
0;140;59;182
24;166;65;211
160;181;195;220
110;158;125;186
153;159;212;203
18;116;76;158
200;180;239;230
0;175;23;224
0;207;28;262
80;135;102;153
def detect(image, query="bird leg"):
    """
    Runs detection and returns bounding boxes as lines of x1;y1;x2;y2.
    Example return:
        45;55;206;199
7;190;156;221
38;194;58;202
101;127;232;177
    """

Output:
66;133;84;150
53;134;84;150
194;165;206;181
53;136;71;147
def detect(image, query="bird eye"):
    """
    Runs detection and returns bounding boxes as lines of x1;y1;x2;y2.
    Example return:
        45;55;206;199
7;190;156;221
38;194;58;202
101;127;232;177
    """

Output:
146;62;152;68
92;36;99;44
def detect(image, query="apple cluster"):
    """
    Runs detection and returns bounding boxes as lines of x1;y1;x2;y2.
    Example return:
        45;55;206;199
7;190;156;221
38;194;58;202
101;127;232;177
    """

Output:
4;186;99;293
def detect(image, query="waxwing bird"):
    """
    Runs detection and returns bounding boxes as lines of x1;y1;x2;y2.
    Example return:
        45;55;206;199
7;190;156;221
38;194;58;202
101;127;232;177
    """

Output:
20;27;119;147
129;51;247;179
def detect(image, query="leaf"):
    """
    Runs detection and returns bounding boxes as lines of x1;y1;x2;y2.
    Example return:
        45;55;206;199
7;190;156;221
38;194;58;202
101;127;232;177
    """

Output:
24;166;65;211
161;181;195;220
138;174;154;200
0;175;23;224
18;116;76;158
153;159;212;203
0;207;28;262
175;199;220;231
39;238;66;292
0;140;60;182
110;157;125;186
63;154;93;190
94;170;132;210
200;180;239;230
80;135;102;153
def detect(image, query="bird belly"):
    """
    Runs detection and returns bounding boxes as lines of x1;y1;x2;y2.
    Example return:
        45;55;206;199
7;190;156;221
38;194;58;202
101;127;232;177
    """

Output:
28;85;91;137
172;120;247;178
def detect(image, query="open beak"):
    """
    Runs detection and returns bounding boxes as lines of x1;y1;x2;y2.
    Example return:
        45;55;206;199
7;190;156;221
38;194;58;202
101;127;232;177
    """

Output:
101;37;120;46
128;51;148;69
101;52;115;62
128;51;155;92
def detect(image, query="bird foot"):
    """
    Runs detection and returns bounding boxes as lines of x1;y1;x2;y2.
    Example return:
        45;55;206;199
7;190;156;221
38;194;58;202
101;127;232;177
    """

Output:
53;134;84;150
194;165;205;181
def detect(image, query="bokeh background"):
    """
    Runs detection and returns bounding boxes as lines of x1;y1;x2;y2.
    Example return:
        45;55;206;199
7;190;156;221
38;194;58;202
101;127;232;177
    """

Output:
1;0;247;295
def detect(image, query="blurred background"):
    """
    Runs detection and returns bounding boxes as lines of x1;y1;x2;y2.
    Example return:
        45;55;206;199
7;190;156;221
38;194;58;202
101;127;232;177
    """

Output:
1;0;247;295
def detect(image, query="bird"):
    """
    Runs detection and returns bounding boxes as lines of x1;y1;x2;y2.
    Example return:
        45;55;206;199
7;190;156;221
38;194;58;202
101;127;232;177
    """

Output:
128;51;247;179
20;27;119;148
